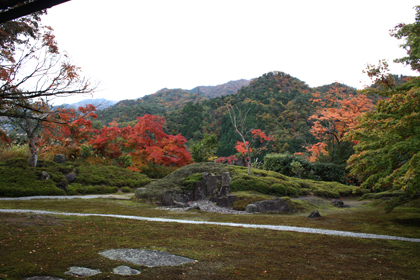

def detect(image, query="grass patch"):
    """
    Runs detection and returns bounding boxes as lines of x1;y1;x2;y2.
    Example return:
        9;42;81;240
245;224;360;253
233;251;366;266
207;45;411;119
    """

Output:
0;209;419;279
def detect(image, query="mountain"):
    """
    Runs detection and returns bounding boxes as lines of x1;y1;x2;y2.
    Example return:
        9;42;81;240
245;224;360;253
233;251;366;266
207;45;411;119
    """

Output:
59;98;118;110
189;79;251;98
96;88;207;126
93;72;370;157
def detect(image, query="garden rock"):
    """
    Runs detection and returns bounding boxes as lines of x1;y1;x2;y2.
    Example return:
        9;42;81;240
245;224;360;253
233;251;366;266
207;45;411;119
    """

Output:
218;185;229;197
56;181;66;190
99;249;196;267
113;265;141;275
253;198;290;213
245;204;258;213
205;175;222;196
216;197;230;208
64;266;101;277
307;210;322;218
53;154;66;164
332;199;349;208
193;181;206;201
186;202;200;210
221;172;231;187
40;171;50;180
65;173;77;184
162;190;174;206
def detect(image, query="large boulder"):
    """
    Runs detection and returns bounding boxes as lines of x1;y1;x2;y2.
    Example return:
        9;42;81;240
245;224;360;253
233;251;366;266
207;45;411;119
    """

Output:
193;181;207;201
205;175;222;196
245;204;258;213
253;198;290;213
65;173;77;184
162;190;174;206
53;154;66;164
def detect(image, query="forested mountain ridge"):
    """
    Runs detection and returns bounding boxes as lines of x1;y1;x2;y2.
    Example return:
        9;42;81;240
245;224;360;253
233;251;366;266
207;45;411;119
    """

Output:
190;79;251;98
164;71;322;156
96;88;207;125
95;71;405;158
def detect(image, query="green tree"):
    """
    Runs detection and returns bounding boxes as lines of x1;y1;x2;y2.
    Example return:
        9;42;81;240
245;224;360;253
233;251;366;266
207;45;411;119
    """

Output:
345;6;420;210
190;133;220;162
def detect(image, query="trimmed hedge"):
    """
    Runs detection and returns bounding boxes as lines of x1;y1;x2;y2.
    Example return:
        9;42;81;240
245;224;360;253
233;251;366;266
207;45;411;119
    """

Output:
66;183;118;195
264;153;348;184
75;165;151;188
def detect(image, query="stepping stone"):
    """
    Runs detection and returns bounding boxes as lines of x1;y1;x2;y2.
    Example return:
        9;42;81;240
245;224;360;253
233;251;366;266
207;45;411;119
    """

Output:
99;249;196;267
64;266;101;277
113;265;141;275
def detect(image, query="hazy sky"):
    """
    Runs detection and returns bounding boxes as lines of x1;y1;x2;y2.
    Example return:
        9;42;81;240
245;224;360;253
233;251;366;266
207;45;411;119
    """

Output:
42;1;419;105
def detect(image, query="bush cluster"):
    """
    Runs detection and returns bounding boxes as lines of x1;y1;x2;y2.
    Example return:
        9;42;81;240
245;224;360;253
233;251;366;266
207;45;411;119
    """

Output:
66;183;118;195
0;158;151;197
263;153;348;184
75;165;151;187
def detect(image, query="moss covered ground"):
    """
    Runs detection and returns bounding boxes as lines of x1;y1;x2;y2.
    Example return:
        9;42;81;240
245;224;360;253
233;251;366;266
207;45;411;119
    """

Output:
0;197;419;279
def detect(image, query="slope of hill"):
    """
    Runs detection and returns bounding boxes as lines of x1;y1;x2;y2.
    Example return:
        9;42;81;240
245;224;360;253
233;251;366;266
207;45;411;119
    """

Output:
96;88;207;125
189;79;251;98
165;71;319;156
59;98;118;110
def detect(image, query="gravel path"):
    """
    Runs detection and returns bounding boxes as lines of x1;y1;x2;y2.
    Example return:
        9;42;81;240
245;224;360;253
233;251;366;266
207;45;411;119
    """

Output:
1;208;419;243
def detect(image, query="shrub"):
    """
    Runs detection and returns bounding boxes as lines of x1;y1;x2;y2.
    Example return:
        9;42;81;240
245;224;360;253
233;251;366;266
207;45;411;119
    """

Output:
121;186;131;193
264;153;349;184
140;163;177;179
66;183;118;195
264;153;311;178
75;165;151;187
0;166;65;197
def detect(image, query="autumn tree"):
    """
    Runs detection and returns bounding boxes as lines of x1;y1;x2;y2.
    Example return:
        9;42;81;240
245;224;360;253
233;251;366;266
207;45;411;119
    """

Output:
305;85;373;163
345;6;420;210
227;105;275;175
38;104;97;160
0;14;94;124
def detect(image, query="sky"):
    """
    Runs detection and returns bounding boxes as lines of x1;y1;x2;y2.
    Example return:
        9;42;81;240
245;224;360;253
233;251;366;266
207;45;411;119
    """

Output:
42;0;420;105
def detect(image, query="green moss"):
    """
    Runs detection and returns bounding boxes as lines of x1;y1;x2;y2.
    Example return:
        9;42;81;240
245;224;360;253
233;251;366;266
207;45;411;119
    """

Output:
360;190;405;200
67;183;118;195
75;165;151;188
183;173;204;190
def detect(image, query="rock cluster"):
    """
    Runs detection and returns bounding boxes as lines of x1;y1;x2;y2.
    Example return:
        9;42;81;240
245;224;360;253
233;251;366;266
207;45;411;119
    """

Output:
161;172;237;209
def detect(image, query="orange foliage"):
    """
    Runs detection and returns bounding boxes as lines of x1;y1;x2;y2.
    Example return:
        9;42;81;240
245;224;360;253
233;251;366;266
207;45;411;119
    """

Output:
304;85;373;162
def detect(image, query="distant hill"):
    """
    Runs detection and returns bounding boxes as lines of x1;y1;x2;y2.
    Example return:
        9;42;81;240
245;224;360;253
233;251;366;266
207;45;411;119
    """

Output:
190;79;251;98
59;98;118;110
96;88;207;126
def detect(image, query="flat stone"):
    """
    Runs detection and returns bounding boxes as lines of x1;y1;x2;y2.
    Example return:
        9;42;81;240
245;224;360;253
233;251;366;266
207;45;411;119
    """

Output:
99;249;196;267
64;266;101;277
113;265;141;275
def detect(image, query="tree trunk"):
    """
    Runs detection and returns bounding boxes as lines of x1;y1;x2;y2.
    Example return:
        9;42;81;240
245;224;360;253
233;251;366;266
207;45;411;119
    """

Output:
29;136;38;167
247;151;251;175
